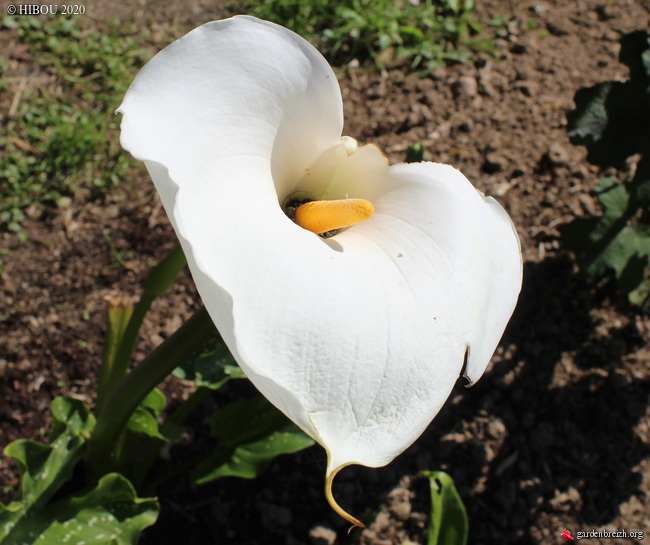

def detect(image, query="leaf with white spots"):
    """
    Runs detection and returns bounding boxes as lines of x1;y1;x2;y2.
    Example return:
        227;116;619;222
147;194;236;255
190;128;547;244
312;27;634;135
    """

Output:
1;398;94;542
32;474;157;545
0;398;157;544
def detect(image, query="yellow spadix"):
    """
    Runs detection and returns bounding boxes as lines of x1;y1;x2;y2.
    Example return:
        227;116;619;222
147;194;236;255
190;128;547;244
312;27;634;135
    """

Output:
295;198;374;235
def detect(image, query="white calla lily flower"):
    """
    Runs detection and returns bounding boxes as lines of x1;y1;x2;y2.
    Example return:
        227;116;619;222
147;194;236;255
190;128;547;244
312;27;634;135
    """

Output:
119;16;522;526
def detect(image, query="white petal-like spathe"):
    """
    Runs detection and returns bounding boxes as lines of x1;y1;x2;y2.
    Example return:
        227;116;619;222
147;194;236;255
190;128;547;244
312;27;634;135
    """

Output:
119;14;522;509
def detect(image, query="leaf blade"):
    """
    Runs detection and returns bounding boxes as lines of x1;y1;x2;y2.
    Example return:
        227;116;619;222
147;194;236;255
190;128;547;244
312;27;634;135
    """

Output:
423;470;468;545
192;396;314;484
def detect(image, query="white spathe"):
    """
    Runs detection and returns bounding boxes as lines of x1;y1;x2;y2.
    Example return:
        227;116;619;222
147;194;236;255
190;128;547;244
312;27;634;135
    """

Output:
119;15;522;521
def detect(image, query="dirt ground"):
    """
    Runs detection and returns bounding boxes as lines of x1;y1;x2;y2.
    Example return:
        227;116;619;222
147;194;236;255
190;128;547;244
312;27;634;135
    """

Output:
1;1;650;544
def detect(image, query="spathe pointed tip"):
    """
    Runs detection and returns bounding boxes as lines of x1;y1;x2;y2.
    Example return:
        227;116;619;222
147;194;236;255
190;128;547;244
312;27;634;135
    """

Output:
462;372;475;388
325;465;365;529
460;344;475;388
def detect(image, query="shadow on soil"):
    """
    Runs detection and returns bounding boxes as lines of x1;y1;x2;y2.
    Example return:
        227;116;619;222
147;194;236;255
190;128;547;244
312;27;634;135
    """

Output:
428;256;649;543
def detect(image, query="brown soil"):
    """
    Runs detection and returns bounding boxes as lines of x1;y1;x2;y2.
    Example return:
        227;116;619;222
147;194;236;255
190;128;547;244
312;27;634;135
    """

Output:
1;1;650;544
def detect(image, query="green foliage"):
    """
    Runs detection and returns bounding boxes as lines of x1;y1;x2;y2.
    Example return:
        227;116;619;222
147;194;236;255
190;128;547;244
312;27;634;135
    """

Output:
0;308;313;543
143;244;188;297
0;15;153;231
561;178;650;305
563;30;650;307
231;0;494;70
124;388;167;441
192;396;315;484
423;470;468;545
116;389;168;489
167;326;247;443
174;331;246;390
83;245;313;532
0;398;157;545
405;142;425;163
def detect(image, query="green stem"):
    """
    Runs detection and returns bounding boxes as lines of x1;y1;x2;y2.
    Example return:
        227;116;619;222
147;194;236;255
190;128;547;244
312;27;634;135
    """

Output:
96;245;187;414
95;292;154;414
86;306;215;482
97;299;134;411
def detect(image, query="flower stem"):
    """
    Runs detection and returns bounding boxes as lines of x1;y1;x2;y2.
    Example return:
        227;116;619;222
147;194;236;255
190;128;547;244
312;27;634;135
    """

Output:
96;245;187;414
86;305;215;482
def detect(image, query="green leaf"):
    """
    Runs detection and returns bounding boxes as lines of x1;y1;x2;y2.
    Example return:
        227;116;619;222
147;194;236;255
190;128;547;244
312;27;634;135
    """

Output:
2;397;94;517
49;474;157;545
114;388;167;488
405;143;424;163
399;26;425;43
561;178;650;303
463;0;475;12
1;397;157;544
567;81;650;167
567;31;650;168
50;395;95;442
192;396;314;484
631;155;650;206
423;471;468;545
629;278;650;308
126;387;166;439
143;244;187;296
173;331;245;390
563;33;650;307
1;474;157;545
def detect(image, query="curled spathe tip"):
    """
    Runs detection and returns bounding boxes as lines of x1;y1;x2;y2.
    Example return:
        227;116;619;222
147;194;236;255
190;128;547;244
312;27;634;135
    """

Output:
325;464;365;529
